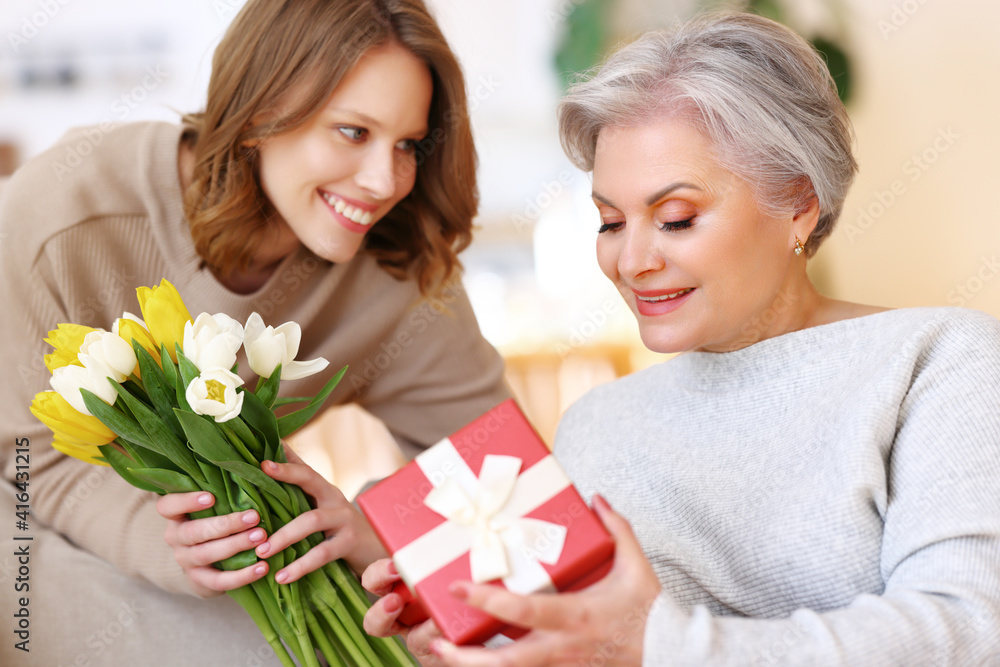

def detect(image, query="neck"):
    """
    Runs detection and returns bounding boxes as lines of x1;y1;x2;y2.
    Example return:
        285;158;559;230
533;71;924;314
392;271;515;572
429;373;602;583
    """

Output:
702;265;830;353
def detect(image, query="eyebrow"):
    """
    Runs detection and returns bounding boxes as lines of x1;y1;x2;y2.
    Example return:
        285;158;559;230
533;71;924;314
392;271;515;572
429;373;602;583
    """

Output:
592;182;702;209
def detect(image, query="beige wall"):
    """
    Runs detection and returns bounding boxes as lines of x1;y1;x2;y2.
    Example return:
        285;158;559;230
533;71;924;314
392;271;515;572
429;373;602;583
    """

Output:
816;0;1000;319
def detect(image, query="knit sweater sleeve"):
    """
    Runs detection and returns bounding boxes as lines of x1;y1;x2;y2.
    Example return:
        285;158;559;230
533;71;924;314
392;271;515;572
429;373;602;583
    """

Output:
0;243;193;594
641;313;1000;666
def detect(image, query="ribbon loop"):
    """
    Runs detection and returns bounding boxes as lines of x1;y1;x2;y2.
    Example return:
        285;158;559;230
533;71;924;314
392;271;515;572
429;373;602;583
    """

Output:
421;454;567;584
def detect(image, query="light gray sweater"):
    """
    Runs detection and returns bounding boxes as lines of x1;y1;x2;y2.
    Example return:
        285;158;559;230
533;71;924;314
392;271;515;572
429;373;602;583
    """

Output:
554;307;1000;666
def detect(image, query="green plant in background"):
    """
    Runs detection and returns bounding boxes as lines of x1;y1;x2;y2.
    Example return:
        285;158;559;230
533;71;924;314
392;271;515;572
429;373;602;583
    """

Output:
554;0;853;104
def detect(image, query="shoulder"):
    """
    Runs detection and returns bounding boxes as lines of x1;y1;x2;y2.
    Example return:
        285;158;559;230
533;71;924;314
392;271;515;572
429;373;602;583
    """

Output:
0;121;183;263
863;307;1000;359
555;359;673;441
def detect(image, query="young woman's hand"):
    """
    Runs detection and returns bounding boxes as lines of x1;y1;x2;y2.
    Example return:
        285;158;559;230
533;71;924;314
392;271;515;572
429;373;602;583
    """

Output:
157;447;386;596
364;495;661;667
362;558;448;667
157;490;267;597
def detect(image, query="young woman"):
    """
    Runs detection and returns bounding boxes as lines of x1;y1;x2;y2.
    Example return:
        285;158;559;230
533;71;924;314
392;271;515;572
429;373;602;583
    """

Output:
0;0;508;663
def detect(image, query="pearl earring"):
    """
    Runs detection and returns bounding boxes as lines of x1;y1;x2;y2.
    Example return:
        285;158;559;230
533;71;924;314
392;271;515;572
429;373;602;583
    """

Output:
794;238;804;256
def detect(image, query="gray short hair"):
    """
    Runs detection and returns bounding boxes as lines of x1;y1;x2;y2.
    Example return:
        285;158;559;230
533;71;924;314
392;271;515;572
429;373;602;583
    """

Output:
557;12;856;255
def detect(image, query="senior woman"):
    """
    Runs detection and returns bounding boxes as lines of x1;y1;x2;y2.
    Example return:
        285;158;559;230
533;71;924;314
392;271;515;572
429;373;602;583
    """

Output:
361;11;1000;666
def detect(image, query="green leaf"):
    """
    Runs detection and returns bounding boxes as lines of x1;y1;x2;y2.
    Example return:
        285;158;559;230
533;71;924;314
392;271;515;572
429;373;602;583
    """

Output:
276;365;347;439
134;341;185;441
220;418;263;464
255;363;281;409
240;390;281;462
174;409;291;507
82;389;152;446
111;381;204;482
174;407;240;462
159;342;177;390
118;436;182;474
175;348;199;412
216;460;291;510
128;467;201;494
272;396;310;408
98;444;164;494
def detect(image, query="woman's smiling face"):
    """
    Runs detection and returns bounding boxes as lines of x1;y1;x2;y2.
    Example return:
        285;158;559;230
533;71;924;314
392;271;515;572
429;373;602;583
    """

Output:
255;40;433;265
593;116;809;354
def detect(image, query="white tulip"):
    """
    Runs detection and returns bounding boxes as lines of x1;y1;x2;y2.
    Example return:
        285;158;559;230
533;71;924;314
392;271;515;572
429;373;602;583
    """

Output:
78;330;137;382
185;368;245;423
244;313;328;380
50;363;119;416
183;313;244;372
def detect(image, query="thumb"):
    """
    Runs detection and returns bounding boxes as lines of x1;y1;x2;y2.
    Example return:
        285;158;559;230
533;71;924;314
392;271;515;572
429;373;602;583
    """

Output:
593;494;645;570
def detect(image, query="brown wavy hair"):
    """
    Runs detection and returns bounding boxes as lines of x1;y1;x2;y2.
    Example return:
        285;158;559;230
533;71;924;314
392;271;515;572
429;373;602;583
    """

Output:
182;0;477;295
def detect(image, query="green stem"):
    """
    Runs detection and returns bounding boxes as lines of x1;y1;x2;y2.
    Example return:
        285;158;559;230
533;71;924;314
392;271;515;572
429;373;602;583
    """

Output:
306;605;348;667
227;587;297;667
288;561;321;667
253;579;308;667
317;601;370;667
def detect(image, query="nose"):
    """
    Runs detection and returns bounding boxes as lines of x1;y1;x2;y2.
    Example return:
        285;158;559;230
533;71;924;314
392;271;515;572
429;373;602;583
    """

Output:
354;144;398;201
617;220;666;281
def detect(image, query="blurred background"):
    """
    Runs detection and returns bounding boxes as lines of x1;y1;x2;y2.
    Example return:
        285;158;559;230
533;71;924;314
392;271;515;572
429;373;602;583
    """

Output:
3;0;998;494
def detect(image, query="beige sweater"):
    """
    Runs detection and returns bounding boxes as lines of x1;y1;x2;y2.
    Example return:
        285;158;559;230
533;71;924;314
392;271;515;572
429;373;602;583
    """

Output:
0;122;509;594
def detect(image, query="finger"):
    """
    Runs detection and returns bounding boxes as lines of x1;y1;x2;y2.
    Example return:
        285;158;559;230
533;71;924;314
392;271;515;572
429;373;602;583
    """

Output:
363;592;407;637
432;636;551;667
170;509;261;548
449;582;576;632
362;558;401;596
187;560;268;593
262;458;344;505
255;505;352;559
405;619;445;662
593;494;645;570
176;526;269;569
156;491;214;521
270;535;347;584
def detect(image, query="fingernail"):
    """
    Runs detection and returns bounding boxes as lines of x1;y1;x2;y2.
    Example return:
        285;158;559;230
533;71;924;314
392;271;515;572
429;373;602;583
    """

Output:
254;564;266;576
383;594;401;613
387;561;398;576
275;571;289;584
448;581;469;600
256;542;270;556
431;639;455;657
248;529;265;543
242;511;257;524
197;494;213;506
263;460;277;472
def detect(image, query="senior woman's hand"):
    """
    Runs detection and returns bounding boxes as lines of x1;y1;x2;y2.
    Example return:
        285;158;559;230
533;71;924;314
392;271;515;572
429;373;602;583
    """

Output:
363;558;449;666
363;495;661;667
157;447;386;596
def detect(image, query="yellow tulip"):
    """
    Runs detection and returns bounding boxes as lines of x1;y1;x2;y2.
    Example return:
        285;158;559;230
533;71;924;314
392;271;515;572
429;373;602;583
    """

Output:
114;316;161;380
29;391;117;448
136;279;192;363
51;436;109;467
43;323;98;373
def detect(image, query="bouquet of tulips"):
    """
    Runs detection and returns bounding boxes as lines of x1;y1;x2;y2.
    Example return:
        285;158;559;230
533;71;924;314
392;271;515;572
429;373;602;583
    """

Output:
29;279;416;667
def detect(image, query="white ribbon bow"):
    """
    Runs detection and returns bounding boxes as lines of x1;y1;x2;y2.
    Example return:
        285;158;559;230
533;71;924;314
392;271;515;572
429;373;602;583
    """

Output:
393;444;572;594
422;455;567;584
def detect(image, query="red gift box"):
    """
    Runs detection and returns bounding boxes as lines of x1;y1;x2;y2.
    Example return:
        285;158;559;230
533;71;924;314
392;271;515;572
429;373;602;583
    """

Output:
357;398;615;645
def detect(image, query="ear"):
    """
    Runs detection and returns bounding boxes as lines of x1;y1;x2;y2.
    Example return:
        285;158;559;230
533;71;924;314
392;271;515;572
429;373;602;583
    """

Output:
789;184;821;252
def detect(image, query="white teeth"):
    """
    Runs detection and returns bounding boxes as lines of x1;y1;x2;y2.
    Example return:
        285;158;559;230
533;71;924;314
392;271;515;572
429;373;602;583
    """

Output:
638;288;693;302
321;191;375;225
